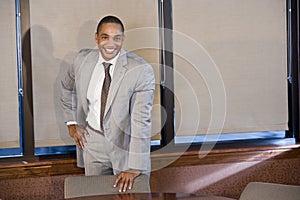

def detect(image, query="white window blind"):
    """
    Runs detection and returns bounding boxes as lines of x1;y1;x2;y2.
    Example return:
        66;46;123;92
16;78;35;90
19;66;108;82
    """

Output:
29;0;160;147
173;0;288;136
0;0;20;148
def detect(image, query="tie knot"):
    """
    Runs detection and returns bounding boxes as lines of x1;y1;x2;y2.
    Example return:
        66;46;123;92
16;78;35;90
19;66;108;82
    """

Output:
102;62;112;71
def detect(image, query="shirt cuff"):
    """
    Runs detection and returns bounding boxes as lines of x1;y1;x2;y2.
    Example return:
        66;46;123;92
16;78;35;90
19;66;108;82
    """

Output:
66;121;78;126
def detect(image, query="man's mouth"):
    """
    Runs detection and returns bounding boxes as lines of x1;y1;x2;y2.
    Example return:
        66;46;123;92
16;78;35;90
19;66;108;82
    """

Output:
104;47;116;54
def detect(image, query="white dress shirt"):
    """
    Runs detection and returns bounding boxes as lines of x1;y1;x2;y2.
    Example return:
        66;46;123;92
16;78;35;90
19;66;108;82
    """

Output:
67;51;120;131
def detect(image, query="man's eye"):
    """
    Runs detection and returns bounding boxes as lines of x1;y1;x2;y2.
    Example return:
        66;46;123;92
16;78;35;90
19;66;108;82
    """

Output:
114;36;121;41
101;36;108;40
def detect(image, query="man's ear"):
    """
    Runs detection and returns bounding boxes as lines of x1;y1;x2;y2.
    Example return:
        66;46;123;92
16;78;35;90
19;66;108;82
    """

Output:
94;33;99;43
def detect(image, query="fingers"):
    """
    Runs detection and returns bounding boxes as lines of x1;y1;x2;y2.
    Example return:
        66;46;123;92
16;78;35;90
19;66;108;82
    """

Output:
68;125;89;148
73;135;81;147
113;175;122;188
73;132;85;148
78;125;89;137
118;177;132;192
122;177;133;192
128;179;133;190
78;134;85;148
118;179;126;193
114;173;135;192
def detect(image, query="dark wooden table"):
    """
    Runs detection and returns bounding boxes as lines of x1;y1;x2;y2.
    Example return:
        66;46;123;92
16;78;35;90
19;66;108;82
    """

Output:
67;192;235;200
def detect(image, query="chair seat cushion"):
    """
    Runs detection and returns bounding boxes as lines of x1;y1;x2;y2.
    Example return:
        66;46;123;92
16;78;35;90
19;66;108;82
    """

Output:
64;174;150;199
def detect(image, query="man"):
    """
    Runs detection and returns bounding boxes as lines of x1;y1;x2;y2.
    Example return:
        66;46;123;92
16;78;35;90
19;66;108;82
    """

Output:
60;15;155;192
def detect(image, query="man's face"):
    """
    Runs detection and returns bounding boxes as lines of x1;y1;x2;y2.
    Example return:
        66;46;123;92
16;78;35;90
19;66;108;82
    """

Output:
95;23;124;61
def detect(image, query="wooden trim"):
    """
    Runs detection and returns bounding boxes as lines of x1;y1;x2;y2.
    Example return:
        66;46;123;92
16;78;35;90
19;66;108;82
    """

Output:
159;146;300;168
151;143;300;169
1;143;299;180
0;159;83;180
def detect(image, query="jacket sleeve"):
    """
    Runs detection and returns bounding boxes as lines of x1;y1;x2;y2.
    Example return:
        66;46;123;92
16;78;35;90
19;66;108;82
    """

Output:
128;63;155;172
60;55;78;123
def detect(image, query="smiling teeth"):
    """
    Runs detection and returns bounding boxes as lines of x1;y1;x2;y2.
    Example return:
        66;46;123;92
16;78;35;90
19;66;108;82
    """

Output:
105;48;115;53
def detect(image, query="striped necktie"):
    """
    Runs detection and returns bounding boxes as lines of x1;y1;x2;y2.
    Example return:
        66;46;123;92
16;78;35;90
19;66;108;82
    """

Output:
100;62;112;131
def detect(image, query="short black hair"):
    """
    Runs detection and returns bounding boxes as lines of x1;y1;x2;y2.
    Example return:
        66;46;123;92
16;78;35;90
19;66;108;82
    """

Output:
96;15;124;33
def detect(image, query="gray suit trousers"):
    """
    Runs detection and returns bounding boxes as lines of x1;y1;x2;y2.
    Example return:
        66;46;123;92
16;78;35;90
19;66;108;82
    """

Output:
83;126;113;176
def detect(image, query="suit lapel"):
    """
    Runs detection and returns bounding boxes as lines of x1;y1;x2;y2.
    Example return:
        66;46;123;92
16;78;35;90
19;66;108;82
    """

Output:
104;49;128;117
80;49;98;112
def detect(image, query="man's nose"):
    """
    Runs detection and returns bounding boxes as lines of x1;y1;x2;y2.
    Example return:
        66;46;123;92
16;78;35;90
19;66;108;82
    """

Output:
107;37;117;44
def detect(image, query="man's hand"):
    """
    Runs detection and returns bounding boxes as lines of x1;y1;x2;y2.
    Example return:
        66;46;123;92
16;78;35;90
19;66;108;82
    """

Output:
113;170;141;192
67;124;89;148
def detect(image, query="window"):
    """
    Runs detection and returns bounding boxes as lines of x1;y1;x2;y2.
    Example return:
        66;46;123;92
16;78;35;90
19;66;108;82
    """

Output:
172;0;288;144
0;0;299;159
0;0;22;157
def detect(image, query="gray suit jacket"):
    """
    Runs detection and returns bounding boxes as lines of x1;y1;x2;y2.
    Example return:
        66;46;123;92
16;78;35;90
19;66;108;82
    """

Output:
61;48;155;174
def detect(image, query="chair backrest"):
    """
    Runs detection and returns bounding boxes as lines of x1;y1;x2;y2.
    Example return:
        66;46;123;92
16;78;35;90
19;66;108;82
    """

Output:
239;182;300;200
64;174;150;199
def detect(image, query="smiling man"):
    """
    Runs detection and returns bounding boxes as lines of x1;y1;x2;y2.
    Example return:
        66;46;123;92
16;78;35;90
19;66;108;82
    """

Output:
60;15;155;192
